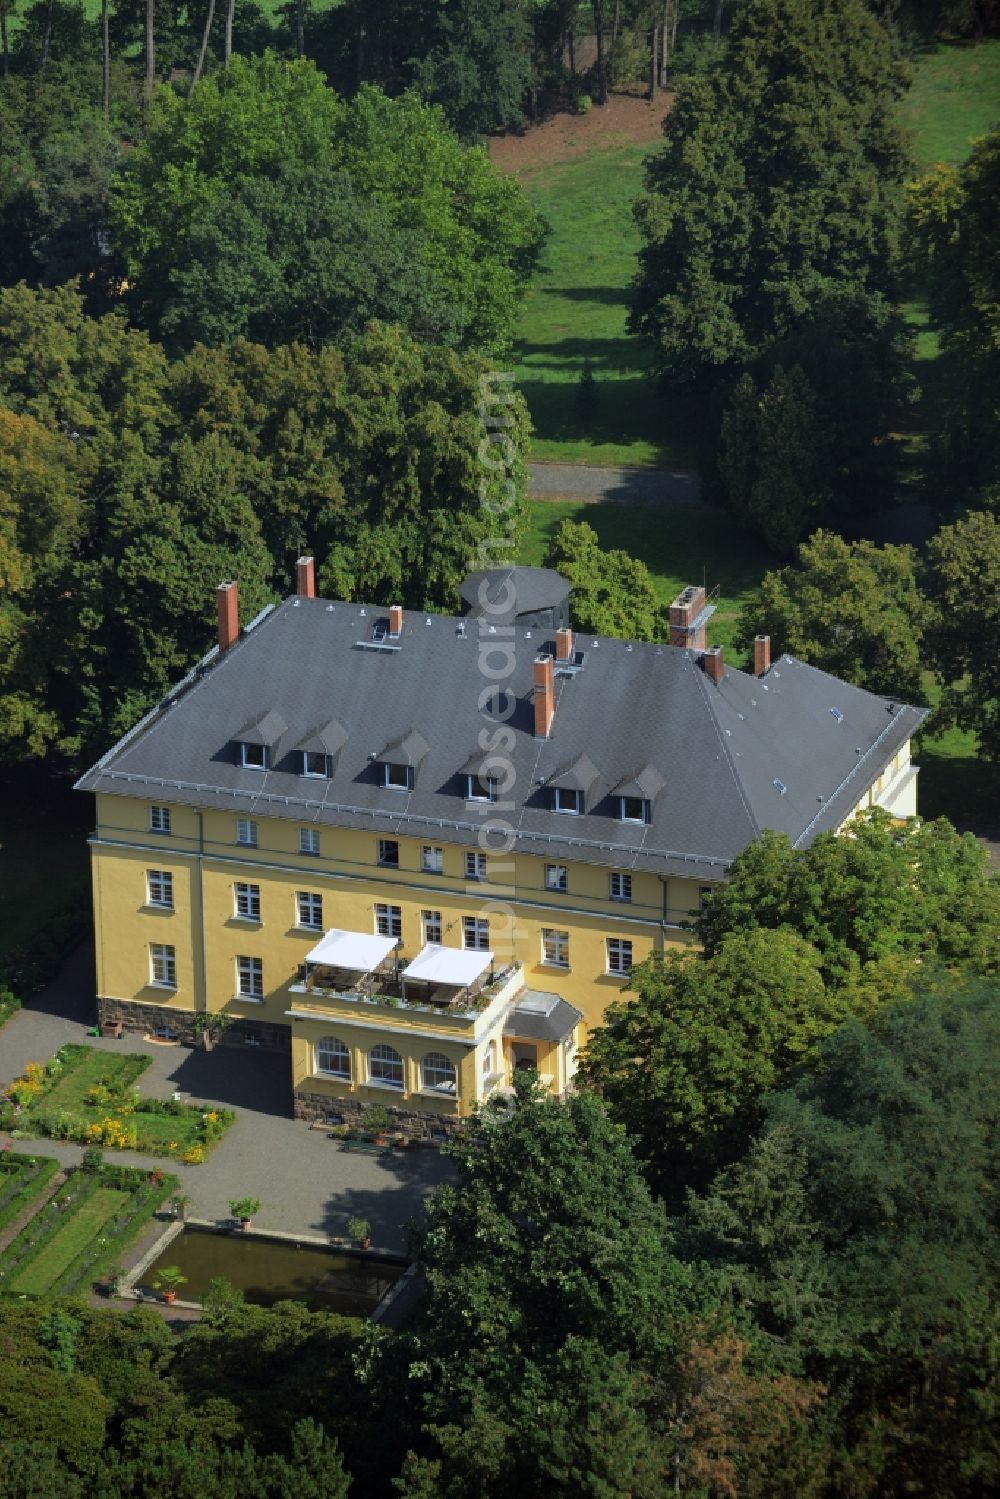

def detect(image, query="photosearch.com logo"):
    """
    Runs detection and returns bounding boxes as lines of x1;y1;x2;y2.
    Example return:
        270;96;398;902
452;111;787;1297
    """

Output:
469;369;527;991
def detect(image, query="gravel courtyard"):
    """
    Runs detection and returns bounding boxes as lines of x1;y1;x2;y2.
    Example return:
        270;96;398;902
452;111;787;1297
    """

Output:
0;946;453;1255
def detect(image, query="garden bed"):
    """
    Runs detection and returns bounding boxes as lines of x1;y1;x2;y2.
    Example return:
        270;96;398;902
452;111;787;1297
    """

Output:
2;1045;235;1164
0;1160;177;1297
0;1151;60;1234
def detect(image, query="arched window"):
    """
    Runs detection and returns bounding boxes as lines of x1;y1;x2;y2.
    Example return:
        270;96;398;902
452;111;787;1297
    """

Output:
316;1036;350;1079
421;1052;456;1093
368;1043;404;1089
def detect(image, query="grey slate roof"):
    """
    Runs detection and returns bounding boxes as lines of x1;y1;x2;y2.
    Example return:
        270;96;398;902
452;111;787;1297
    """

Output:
504;993;584;1043
459;566;570;618
75;594;927;881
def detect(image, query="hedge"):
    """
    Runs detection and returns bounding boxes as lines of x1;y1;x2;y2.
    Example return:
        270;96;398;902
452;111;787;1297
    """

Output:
0;1153;60;1234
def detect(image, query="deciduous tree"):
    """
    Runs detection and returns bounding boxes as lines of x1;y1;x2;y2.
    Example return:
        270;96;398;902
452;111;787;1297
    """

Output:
735;529;928;702
542;519;664;640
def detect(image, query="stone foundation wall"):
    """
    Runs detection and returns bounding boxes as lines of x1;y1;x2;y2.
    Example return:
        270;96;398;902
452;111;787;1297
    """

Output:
96;997;290;1054
293;1089;460;1141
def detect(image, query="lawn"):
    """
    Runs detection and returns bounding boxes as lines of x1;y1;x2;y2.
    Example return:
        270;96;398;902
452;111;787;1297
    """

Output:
0;1161;177;1297
5;1045;234;1163
901;38;1000;168
6;1187;130;1294
521;498;777;661
510;144;697;469
0;1152;60;1234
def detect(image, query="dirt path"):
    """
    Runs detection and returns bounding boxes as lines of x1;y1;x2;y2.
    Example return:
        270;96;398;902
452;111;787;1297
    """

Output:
528;460;701;506
489;91;674;175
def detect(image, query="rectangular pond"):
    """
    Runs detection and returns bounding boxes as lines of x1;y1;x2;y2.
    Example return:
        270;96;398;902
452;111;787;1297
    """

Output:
145;1226;406;1318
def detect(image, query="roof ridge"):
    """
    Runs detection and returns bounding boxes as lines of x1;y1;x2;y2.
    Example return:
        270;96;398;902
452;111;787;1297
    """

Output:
691;655;763;842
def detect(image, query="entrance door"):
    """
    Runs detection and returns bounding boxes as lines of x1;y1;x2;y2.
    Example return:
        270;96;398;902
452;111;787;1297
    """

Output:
511;1042;538;1072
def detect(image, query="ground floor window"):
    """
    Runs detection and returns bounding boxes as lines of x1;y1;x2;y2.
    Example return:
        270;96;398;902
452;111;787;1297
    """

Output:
375;903;402;939
606;938;633;977
422;910;443;944
368;1043;403;1088
463;916;489;951
237;955;264;999
541;929;569;968
421;1052;456;1093
316;1036;350;1079
149;943;176;987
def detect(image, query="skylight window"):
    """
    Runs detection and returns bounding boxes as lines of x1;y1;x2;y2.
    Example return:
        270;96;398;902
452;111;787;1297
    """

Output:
773;779;787;795
830;707;844;723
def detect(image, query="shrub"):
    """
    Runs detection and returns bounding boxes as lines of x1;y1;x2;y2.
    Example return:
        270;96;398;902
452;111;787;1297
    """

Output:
81;1146;104;1174
576;92;592;113
229;1196;261;1221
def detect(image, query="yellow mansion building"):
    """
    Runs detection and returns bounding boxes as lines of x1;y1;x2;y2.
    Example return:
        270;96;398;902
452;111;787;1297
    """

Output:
76;562;925;1135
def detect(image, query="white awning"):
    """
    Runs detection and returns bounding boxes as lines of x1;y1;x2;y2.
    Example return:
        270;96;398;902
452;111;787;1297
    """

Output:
403;943;494;987
304;929;397;973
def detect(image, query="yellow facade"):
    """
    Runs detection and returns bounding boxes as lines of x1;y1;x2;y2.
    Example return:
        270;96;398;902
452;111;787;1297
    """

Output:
87;732;914;1123
89;791;701;1118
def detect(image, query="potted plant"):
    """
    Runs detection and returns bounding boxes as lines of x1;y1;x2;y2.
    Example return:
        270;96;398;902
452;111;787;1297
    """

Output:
192;1013;233;1052
170;1193;191;1221
154;1266;187;1304
229;1196;261;1231
364;1104;391;1144
347;1215;371;1249
100;1020;123;1039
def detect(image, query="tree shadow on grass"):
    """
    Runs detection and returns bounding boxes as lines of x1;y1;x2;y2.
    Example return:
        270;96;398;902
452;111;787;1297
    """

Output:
543;285;634;307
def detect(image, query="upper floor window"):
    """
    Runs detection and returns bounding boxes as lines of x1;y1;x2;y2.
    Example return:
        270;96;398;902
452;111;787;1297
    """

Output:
377;838;399;868
146;870;173;909
465;851;487;882
316;1036;350;1080
699;885;714;909
302;751;332;779
466;773;497;803
234;882;261;921
375;903;402;939
237;818;258;847
552;787;581;815
149;943;176;988
384;762;413;792
421;845;444;875
296;892;323;930
422;910;443;944
545;864;567;893
618;797;649;825
606;938;633;977
610;872;632;903
241;743;268;771
150;805;171;834
300;827;320;856
463;916;489;951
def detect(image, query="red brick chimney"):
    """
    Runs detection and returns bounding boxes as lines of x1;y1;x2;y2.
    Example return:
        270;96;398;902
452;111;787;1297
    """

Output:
388;604;403;637
669;585;708;650
555;627;574;663
702;646;725;684
296;556;316;598
217;581;239;652
753;634;771;677
533;654;555;738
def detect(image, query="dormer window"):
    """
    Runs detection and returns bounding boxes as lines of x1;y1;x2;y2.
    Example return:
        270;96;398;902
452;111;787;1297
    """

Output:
384;762;413;791
619;796;649;824
546;753;598;817
303;751;332;779
235;709;286;773
612;765;663;827
467;773;497;803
